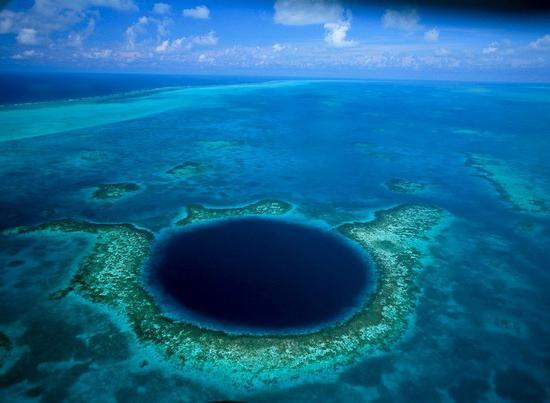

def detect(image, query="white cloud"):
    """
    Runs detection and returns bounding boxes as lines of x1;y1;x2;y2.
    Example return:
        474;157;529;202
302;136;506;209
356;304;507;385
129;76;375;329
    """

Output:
155;17;171;37
126;16;149;49
424;27;439;42
324;20;355;48
32;0;137;14
67;18;95;47
126;15;172;49
274;0;355;48
198;53;214;63
0;11;16;33
153;2;171;15
81;48;113;58
383;10;440;44
481;40;507;55
192;30;218;45
118;50;141;60
155;39;169;52
84;0;136;12
182;5;210;19
273;43;285;52
481;40;515;56
16;28;38;44
382;9;422;32
0;0;137;46
274;0;343;26
528;34;550;50
482;42;498;54
12;49;43;59
154;31;218;53
435;47;450;56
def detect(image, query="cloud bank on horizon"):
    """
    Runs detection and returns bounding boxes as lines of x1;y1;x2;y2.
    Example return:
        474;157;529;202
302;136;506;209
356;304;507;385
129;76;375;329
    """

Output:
0;0;549;80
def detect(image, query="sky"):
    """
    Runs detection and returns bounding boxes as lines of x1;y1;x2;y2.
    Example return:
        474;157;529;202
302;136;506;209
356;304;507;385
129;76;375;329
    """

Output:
1;0;550;81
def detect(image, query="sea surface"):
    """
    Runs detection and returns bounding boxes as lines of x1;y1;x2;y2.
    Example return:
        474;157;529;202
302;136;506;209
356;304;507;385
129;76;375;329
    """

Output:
0;73;549;402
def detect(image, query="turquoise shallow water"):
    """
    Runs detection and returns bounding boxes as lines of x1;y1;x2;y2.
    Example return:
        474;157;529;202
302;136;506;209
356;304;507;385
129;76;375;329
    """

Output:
0;76;549;401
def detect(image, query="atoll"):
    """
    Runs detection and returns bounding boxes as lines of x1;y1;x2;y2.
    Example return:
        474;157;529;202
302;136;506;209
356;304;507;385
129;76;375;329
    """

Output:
466;154;549;215
385;178;426;193
3;200;445;395
92;183;140;200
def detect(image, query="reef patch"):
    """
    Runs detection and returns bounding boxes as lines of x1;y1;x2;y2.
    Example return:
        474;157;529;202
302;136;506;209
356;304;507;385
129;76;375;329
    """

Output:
176;199;292;225
385;178;426;193
166;161;206;178
466;154;549;215
92;183;140;200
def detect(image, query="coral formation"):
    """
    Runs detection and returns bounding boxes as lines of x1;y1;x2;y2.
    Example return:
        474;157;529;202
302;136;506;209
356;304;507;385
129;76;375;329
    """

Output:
466;154;549;215
385;178;426;193
196;140;240;151
92;183;140;200
176;199;292;225
3;200;445;394
166;161;205;178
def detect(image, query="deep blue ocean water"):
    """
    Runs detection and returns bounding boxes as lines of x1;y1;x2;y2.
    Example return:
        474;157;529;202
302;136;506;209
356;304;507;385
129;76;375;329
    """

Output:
0;74;549;402
150;217;371;333
0;72;267;105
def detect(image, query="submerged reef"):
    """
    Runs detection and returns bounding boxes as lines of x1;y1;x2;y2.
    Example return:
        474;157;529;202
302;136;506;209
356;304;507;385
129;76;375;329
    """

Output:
166;161;206;178
466;154;549;215
92;183;140;200
195;139;240;151
385;178;426;193
3;200;445;394
78;150;111;162
353;142;376;149
367;152;398;161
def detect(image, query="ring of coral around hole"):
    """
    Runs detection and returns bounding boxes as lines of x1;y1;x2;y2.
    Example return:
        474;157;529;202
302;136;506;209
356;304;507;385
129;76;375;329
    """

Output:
4;199;444;392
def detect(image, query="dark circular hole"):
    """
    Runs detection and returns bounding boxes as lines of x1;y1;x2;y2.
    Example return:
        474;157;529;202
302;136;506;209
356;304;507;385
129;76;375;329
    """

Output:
149;217;373;334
